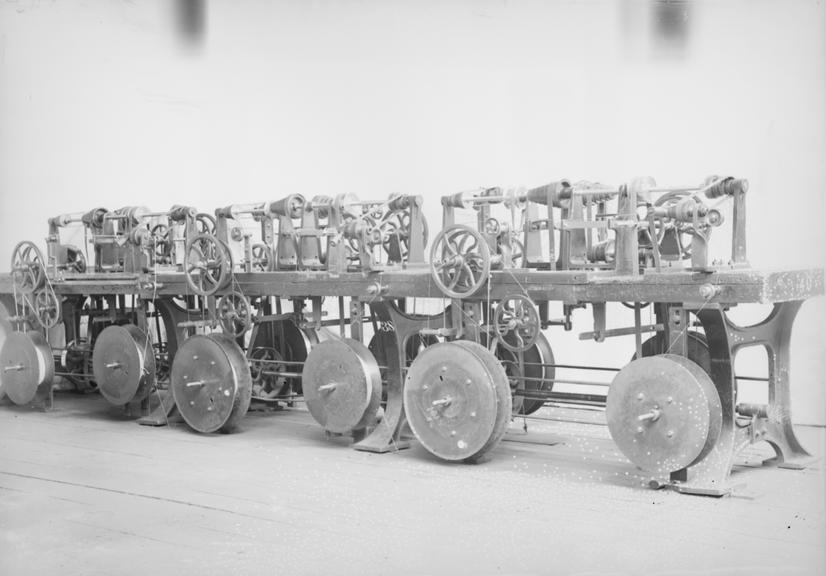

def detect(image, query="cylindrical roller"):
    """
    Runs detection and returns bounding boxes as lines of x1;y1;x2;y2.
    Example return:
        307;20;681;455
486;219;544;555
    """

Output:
453;340;512;461
302;338;382;435
171;334;252;433
606;354;722;475
0;331;54;405
92;324;155;406
404;342;499;462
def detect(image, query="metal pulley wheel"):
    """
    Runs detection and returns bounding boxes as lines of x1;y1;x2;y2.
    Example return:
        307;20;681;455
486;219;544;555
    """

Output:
249;346;289;399
453;340;512;460
92;324;155;406
33;286;61;329
184;234;233;296
606;354;722;475
195;212;216;235
484;330;554;416
403;341;504;461
10;241;46;294
492;294;540;352
0;331;54;405
217;290;253;337
429;224;491;298
250;243;273;272
302;338;382;435
171;334;252;433
250;319;324;396
379;209;429;262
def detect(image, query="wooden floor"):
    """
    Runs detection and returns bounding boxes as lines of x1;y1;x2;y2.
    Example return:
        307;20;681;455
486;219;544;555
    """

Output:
0;392;823;576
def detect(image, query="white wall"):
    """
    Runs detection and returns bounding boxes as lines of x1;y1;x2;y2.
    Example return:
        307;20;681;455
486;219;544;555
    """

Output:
1;0;824;424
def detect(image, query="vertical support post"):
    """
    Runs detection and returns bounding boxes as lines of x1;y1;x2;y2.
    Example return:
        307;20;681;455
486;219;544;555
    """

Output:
407;196;425;263
614;184;639;276
350;300;364;343
731;184;748;264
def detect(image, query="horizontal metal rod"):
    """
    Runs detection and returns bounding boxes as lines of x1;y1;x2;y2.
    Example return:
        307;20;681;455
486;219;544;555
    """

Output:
513;375;610;387
578;324;663;341
736;375;770;382
520;362;622;372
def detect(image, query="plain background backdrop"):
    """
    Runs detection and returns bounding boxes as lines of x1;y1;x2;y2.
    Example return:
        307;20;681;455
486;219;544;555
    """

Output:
1;0;824;424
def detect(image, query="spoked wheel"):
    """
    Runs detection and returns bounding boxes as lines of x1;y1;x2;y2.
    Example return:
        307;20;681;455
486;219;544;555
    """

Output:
249;346;289;399
650;191;706;261
301;338;382;435
250;243;273;272
171;334;252;433
63;245;87;273
483;331;555;415
250;319;321;397
404;341;509;462
195;213;216;235
217;291;253;338
184;234;232;296
492;294;540;352
429;225;491;298
0;331;54;405
33;287;61;330
92;324;155;406
379;209;429;263
11;241;46;295
606;354;722;475
151;224;172;264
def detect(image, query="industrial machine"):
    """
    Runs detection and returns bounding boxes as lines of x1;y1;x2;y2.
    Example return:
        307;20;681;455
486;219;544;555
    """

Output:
0;176;821;496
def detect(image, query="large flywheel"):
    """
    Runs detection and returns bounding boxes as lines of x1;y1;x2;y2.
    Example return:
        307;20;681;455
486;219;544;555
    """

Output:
0;331;54;406
302;338;382;435
171;334;252;433
92;324;155;406
606;354;722;475
404;341;508;462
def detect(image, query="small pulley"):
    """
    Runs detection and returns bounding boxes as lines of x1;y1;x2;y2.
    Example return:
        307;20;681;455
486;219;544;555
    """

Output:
404;341;508;462
492;294;540;352
217;290;253;337
429;224;491;298
302;338;382;435
171;334;252;433
606;354;723;475
0;331;54;405
92;324;155;406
